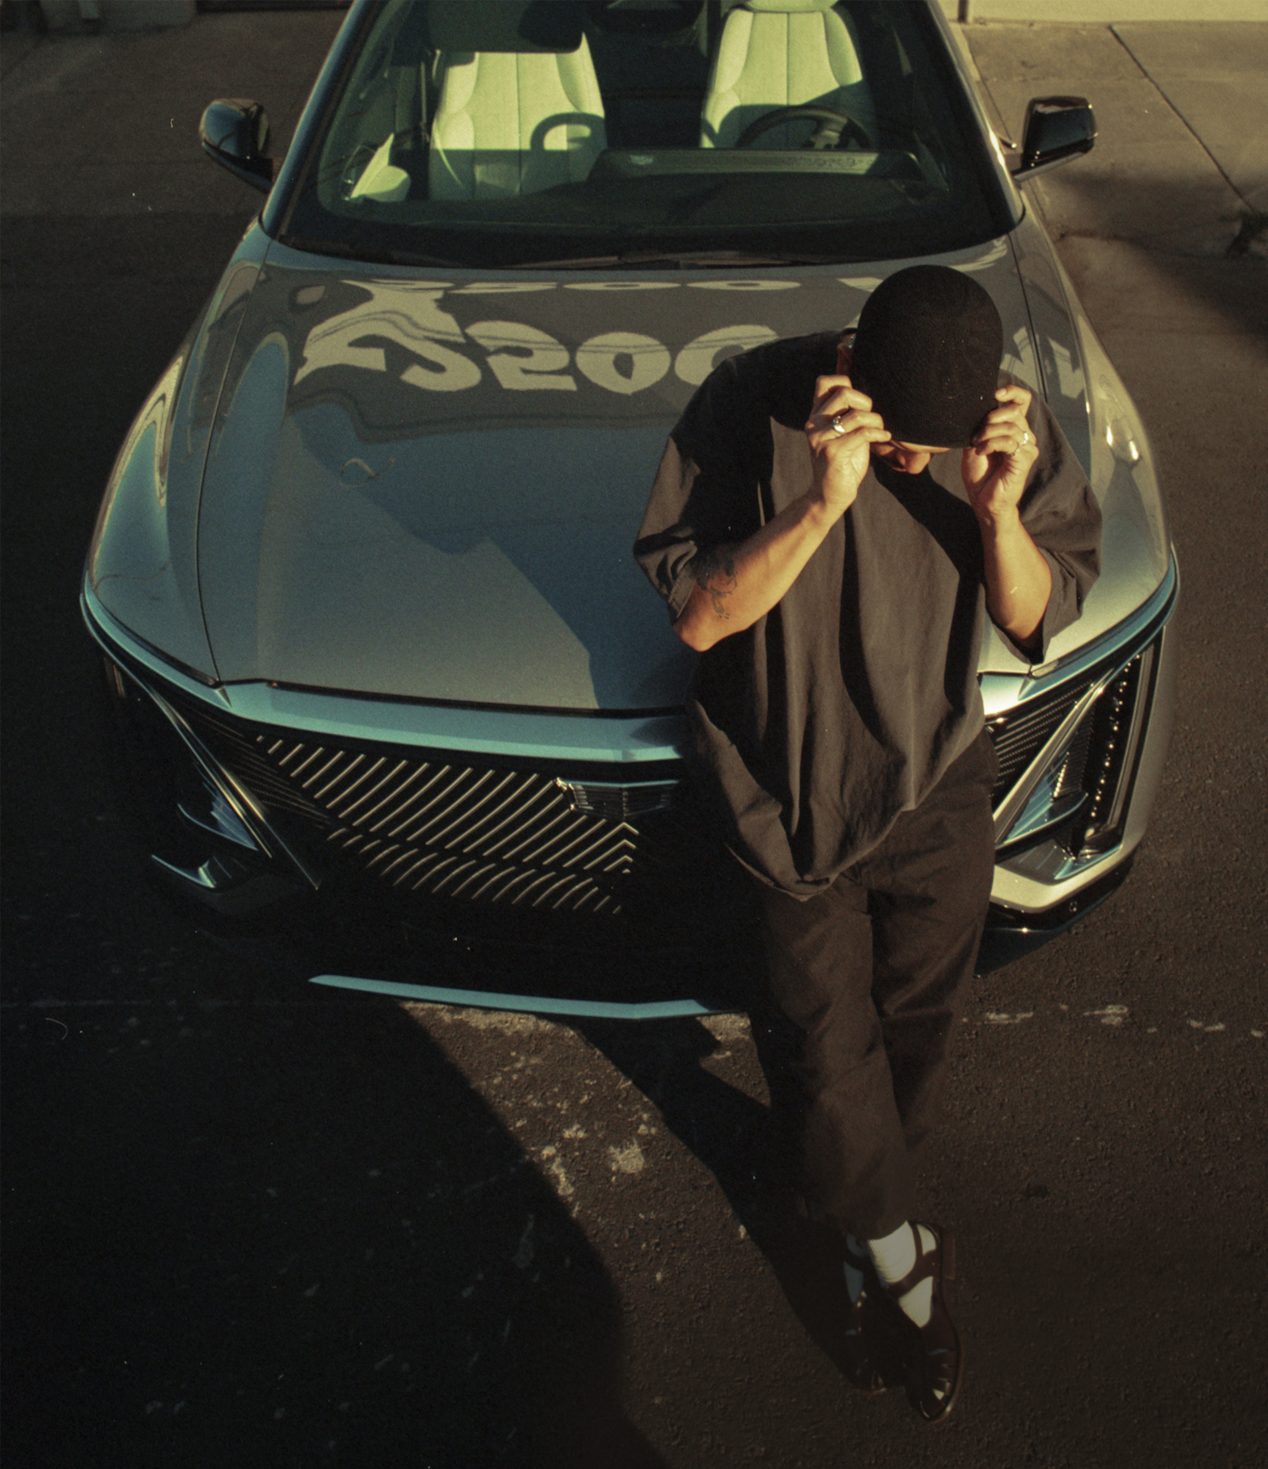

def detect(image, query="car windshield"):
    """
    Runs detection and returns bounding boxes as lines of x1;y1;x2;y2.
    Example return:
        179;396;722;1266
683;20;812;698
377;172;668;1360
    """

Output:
278;0;1008;269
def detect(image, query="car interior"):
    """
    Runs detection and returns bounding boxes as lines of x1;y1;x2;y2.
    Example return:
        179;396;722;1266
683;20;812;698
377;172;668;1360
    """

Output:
321;0;958;207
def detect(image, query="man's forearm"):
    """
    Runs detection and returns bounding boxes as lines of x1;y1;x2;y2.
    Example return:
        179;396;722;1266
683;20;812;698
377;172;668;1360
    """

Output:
675;367;889;650
673;493;839;651
978;508;1052;651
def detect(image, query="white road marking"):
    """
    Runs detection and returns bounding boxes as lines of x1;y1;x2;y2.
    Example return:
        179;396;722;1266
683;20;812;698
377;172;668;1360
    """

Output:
1084;1005;1129;1025
6;999;1263;1054
609;1142;646;1175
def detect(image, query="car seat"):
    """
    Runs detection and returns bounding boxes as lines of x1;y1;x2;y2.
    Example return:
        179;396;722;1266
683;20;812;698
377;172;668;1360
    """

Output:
699;0;874;151
427;0;607;199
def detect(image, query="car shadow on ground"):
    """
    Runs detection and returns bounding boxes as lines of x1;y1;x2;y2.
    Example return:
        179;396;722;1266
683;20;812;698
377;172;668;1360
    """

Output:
1;959;667;1469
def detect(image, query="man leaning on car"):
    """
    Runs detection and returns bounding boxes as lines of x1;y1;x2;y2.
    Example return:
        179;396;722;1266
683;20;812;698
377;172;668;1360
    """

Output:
635;265;1101;1423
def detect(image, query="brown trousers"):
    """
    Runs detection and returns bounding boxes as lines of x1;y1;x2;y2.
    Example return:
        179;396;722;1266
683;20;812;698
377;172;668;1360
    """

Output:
751;731;997;1240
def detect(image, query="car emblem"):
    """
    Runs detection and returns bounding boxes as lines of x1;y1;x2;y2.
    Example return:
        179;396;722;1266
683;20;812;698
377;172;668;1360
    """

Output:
555;778;680;822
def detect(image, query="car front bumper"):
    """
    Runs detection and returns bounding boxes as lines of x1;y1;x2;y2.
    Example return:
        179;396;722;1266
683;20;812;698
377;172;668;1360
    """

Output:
82;555;1178;1013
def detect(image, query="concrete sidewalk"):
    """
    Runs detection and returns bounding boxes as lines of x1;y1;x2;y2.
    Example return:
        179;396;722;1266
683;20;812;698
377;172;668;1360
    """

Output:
0;11;1265;261
962;20;1268;257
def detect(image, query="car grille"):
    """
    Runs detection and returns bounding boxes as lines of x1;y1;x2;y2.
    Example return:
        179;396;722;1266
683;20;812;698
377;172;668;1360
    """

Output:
163;637;1154;921
173;698;698;918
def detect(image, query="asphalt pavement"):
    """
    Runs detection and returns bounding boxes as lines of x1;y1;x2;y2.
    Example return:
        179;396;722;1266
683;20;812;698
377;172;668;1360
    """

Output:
2;10;1266;1468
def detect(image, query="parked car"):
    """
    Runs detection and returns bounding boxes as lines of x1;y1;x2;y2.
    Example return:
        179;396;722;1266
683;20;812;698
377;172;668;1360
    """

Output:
83;0;1177;1017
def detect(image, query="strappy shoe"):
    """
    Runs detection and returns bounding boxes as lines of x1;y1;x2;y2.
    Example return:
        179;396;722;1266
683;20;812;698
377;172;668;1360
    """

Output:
876;1223;963;1424
841;1237;887;1395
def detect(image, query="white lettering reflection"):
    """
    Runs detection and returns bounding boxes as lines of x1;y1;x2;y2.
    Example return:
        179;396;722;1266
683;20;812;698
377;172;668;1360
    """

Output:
465;321;576;391
298;294;792;397
574;332;671;396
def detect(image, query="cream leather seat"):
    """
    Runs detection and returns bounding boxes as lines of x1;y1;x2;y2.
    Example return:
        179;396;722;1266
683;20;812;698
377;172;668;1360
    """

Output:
428;2;607;200
700;0;874;151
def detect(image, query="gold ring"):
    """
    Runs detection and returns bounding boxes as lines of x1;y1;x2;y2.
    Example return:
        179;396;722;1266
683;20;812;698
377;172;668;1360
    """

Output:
831;413;846;435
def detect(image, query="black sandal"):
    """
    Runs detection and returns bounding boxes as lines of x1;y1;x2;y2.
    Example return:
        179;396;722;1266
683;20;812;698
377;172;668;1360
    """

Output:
876;1224;963;1424
841;1237;888;1395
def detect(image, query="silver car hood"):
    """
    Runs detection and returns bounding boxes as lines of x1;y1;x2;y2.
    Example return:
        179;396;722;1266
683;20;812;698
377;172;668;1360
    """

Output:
192;235;1170;710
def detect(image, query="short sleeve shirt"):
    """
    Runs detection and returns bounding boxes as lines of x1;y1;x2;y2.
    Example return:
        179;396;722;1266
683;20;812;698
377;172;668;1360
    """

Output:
634;331;1102;897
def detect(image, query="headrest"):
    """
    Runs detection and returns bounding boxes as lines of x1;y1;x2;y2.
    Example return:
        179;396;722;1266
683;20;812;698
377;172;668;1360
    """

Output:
587;0;702;35
738;0;838;14
425;1;585;53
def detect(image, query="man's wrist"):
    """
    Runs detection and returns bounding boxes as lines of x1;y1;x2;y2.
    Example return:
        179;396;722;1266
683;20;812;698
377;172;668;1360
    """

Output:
804;484;854;528
974;501;1023;537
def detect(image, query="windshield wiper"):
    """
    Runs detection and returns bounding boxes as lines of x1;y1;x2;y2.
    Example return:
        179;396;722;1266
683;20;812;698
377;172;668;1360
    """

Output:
276;233;467;269
507;249;835;270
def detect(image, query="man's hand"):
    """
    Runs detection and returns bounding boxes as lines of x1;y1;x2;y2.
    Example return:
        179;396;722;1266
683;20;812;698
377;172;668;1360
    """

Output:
962;384;1051;648
674;374;883;651
961;384;1039;522
804;374;891;517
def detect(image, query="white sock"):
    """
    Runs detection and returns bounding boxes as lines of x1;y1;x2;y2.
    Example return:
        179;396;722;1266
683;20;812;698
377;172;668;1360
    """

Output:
867;1222;936;1327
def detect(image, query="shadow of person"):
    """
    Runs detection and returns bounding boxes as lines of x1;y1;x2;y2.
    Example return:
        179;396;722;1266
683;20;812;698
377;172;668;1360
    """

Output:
570;1012;876;1394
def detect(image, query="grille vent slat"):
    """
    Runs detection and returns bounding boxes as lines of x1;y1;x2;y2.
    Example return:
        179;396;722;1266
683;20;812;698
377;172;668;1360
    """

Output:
345;763;434;830
480;797;577;863
378;767;466;839
412;770;507;848
330;759;411;821
441;772;542;849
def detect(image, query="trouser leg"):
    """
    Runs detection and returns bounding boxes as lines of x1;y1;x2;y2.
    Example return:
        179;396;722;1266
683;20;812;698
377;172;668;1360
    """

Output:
755;872;915;1239
863;736;996;1160
752;732;996;1241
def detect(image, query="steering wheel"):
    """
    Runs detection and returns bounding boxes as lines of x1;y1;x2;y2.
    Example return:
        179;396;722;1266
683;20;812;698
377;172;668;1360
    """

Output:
735;106;874;152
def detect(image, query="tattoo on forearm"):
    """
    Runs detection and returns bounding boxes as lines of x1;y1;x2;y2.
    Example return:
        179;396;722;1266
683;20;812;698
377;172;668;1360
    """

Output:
695;548;738;620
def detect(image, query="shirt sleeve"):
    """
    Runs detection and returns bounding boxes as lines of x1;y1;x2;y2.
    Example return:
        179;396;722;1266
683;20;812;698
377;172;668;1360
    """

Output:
633;355;759;622
1001;379;1103;663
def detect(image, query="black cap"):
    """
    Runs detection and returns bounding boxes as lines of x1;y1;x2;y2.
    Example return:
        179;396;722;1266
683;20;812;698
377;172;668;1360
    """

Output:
850;265;1003;448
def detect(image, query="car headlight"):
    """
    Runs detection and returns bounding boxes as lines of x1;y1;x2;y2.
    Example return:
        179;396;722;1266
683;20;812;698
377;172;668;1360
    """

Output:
993;639;1155;863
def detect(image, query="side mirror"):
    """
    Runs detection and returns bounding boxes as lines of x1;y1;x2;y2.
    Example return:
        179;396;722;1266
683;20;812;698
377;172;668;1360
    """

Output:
1013;96;1096;179
199;99;273;193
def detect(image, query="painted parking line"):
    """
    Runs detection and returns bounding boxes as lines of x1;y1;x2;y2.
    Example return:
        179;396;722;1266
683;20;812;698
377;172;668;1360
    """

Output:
969;1004;1263;1038
4;997;1263;1040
